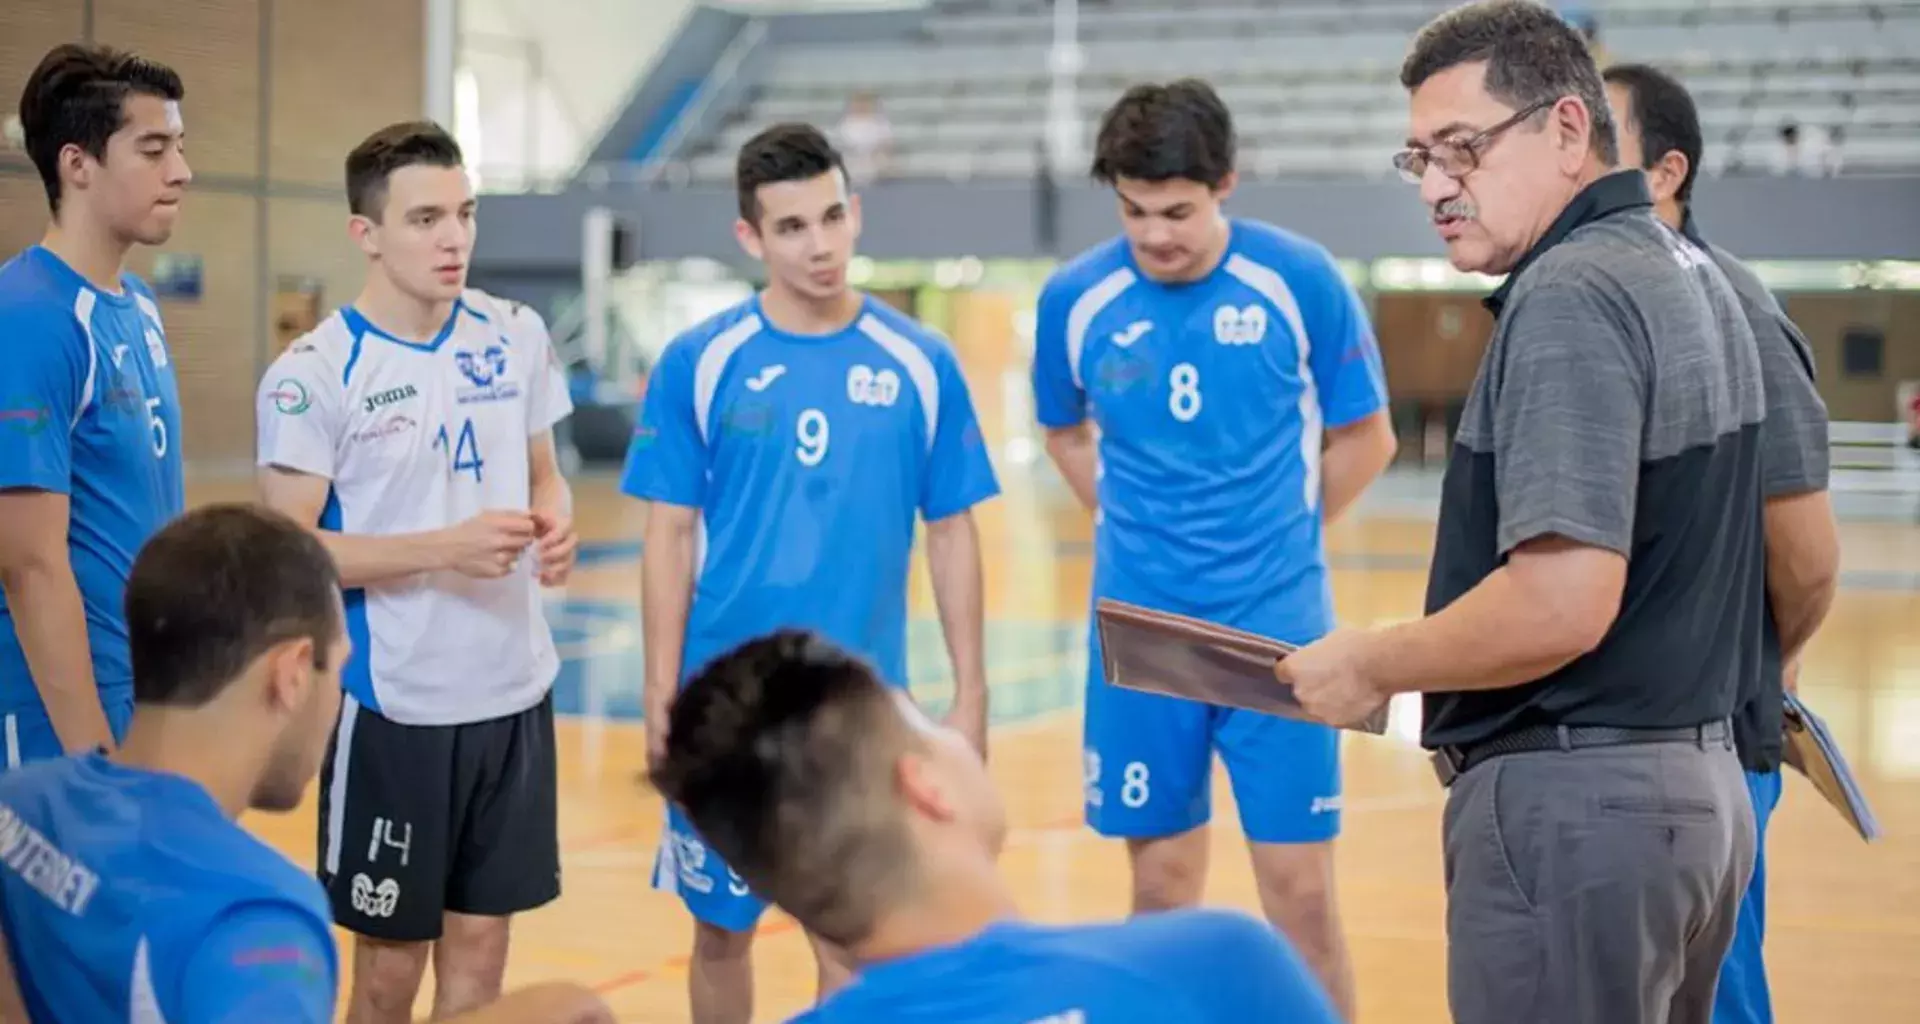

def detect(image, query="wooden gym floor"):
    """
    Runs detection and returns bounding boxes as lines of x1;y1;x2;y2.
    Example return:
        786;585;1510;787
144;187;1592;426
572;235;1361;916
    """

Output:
198;285;1920;1024
200;466;1920;1024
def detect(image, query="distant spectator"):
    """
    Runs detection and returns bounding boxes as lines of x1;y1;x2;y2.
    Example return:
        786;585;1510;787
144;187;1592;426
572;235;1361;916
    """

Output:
836;91;893;185
1771;122;1840;177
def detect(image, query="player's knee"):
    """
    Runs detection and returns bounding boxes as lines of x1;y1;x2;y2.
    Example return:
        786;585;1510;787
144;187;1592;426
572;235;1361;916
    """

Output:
1127;838;1206;910
1252;844;1339;933
693;919;756;962
352;937;431;1013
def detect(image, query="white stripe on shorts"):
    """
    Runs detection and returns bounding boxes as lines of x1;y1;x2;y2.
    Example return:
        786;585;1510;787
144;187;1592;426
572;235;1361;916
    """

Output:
3;714;17;770
323;695;362;876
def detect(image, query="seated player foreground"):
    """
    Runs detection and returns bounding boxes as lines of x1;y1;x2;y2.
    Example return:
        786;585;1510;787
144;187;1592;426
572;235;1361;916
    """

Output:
0;503;609;1023
651;629;1343;1022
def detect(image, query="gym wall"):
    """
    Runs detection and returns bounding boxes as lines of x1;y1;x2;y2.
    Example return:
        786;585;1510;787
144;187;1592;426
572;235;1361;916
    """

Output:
0;0;426;468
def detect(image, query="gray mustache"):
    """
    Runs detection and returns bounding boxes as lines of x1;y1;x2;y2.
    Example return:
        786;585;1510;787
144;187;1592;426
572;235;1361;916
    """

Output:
1434;198;1477;221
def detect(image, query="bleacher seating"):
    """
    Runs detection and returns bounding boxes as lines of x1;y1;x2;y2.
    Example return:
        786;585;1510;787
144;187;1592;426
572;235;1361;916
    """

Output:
663;0;1920;183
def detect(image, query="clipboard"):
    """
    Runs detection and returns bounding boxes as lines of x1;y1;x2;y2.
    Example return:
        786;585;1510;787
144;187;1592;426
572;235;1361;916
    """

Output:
1781;693;1881;842
1094;597;1391;735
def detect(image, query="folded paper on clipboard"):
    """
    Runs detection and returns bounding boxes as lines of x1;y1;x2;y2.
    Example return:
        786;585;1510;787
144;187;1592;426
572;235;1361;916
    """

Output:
1782;693;1881;842
1094;597;1390;735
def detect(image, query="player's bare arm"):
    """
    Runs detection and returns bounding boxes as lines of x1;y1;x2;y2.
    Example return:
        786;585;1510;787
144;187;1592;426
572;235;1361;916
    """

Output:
529;429;578;588
641;500;700;769
0;489;114;754
925;510;989;757
1763;489;1839;673
1042;423;1100;513
1319;409;1397;525
256;465;536;586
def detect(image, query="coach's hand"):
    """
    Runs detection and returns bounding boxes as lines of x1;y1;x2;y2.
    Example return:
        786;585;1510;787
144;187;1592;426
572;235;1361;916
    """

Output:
532;510;579;587
1274;628;1389;730
447;510;538;579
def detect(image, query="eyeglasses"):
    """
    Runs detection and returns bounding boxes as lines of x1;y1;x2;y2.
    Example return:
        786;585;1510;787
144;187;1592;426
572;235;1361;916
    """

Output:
1391;98;1559;184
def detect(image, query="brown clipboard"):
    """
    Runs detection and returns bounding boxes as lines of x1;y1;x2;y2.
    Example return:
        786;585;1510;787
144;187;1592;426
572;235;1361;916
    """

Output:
1782;693;1881;842
1094;597;1391;735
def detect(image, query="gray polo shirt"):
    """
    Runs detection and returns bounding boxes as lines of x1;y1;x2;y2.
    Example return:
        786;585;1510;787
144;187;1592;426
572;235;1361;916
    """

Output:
1421;171;1770;751
1684;211;1832;772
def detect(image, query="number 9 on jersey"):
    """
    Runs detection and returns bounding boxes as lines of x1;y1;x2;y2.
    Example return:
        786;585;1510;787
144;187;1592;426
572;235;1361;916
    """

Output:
796;408;830;467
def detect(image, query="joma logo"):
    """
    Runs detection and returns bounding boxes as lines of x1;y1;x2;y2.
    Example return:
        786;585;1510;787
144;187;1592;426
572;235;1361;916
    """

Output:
364;385;419;413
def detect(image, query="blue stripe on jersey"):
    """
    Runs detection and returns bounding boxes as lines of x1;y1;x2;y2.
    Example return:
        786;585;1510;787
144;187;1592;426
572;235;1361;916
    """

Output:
620;294;999;687
319;488;379;714
1031;220;1387;642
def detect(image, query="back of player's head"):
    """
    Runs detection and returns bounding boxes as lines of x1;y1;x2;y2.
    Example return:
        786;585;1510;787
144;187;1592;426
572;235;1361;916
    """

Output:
18;43;184;212
1602;63;1702;204
735;122;847;227
653;631;1003;947
346;120;465;220
128;502;342;709
1091;78;1236;189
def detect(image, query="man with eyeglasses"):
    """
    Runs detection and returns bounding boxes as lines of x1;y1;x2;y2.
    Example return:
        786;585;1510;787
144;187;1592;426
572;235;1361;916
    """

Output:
1277;3;1763;1023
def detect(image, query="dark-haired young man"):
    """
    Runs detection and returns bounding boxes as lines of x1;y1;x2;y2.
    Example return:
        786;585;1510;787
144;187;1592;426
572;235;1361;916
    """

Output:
0;43;191;771
654;629;1343;1024
621;122;999;1023
1604;63;1840;1024
0;503;616;1024
1030;77;1394;1019
254;120;578;1023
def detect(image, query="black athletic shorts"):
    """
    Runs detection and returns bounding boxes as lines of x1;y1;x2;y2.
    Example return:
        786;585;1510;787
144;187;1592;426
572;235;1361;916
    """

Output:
316;691;560;942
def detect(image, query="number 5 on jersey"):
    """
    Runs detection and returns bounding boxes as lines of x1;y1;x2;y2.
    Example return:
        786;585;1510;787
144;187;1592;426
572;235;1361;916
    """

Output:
436;418;485;481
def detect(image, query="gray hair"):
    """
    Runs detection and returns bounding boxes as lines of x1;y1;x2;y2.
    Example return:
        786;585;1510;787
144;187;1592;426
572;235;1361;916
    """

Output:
1400;0;1617;166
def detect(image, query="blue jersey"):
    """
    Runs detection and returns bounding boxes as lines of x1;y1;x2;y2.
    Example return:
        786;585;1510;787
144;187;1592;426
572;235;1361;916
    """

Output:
0;247;185;715
622;294;1000;686
792;909;1341;1023
1032;220;1387;641
0;755;336;1022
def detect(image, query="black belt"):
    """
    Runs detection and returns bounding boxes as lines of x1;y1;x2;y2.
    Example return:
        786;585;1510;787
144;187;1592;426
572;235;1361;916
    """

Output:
1431;719;1733;788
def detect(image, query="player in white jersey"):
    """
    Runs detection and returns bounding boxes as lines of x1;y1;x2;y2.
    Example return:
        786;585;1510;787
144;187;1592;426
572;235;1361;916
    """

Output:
254;121;577;1024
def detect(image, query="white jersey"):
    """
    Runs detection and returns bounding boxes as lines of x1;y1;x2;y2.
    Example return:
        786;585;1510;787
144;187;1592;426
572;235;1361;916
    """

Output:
255;289;573;726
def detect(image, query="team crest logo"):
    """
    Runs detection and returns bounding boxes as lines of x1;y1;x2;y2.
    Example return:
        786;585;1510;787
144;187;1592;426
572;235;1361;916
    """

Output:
846;365;901;407
1213;304;1267;346
454;343;521;405
269;378;311;415
349;873;401;918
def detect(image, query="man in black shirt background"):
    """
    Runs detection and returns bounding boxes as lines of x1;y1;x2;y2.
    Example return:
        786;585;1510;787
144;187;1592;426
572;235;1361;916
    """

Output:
1279;3;1769;1022
1604;61;1842;1024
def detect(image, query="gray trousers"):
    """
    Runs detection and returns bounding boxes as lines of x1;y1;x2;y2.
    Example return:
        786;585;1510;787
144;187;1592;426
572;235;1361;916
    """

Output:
1443;735;1755;1024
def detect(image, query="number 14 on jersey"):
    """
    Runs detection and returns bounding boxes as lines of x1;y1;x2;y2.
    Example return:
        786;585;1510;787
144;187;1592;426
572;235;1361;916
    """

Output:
435;419;485;481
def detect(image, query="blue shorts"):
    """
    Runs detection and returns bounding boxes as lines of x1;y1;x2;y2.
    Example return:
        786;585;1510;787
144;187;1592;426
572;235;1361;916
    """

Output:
1;693;134;772
1082;623;1341;845
1713;768;1783;1024
652;802;768;933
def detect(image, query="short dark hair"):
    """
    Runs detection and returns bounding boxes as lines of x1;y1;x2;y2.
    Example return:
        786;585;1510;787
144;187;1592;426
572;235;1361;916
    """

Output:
1603;63;1703;203
1090;78;1236;188
734;122;847;226
1400;0;1617;165
345;120;464;219
651;630;916;947
18;43;184;213
128;503;342;708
